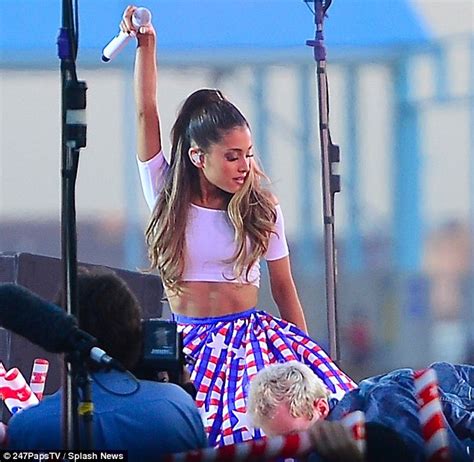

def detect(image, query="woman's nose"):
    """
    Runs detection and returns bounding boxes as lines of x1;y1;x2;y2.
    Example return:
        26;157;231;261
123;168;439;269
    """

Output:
238;157;250;172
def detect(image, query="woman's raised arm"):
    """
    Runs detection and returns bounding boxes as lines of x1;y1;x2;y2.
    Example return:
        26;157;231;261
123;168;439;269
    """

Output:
121;5;162;161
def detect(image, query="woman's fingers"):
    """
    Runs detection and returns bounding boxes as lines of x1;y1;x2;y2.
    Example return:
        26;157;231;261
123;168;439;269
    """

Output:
120;5;138;34
120;6;155;38
310;420;364;462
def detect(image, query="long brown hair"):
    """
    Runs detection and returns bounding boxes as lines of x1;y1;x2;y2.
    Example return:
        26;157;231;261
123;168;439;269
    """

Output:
146;89;276;294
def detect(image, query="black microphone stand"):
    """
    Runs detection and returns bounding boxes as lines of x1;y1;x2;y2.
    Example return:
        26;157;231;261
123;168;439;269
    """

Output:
306;0;341;361
57;0;93;449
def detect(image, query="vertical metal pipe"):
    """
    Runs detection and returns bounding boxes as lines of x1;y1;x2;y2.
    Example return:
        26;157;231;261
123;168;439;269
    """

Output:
392;57;422;271
345;64;363;272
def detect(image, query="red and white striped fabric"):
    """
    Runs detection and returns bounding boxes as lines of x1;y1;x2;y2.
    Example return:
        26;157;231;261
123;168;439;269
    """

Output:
413;368;452;462
0;364;6;446
165;411;366;462
0;367;39;414
176;309;357;446
29;358;49;401
165;430;312;462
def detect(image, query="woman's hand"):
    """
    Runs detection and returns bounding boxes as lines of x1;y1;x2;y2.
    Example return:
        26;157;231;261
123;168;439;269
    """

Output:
309;420;364;462
120;5;155;43
124;3;161;160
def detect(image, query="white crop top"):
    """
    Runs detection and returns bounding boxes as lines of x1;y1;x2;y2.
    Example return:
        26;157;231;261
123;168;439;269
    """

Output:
137;151;289;287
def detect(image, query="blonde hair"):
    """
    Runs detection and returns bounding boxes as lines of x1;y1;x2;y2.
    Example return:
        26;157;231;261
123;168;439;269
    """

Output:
247;361;330;429
145;89;276;294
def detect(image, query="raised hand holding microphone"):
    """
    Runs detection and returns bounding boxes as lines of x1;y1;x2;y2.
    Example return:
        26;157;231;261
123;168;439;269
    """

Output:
102;6;152;62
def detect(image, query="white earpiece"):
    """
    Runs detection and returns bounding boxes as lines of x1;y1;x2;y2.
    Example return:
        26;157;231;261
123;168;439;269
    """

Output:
190;150;203;167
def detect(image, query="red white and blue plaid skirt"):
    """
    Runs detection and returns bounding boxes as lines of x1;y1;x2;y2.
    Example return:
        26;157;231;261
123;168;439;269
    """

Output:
174;308;357;447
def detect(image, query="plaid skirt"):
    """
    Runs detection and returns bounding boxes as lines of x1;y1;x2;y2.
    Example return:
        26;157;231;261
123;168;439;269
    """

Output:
174;308;357;447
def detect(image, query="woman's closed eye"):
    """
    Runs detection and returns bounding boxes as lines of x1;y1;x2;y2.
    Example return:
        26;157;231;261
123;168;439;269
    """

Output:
225;152;254;161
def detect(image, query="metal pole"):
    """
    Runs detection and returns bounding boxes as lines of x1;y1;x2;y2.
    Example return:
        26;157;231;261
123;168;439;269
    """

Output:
306;0;341;360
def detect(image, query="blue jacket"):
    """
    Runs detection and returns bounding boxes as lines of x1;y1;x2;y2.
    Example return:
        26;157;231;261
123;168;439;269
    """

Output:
326;362;473;462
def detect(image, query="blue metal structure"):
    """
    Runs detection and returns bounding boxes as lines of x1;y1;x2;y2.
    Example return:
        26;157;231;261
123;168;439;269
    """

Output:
471;37;474;278
392;58;422;272
344;64;363;272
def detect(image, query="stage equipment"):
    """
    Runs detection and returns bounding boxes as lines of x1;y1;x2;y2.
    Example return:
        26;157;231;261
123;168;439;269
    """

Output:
134;319;186;385
306;0;341;361
56;0;102;449
0;252;163;422
0;284;125;372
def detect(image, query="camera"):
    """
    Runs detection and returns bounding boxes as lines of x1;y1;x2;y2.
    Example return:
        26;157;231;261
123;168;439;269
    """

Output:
134;319;186;385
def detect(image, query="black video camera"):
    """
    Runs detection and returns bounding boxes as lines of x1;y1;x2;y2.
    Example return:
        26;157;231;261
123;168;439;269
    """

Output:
134;319;186;385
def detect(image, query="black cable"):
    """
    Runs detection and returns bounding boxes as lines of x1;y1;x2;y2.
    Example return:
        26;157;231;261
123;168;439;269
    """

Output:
303;0;315;16
323;0;333;15
74;0;79;59
92;370;141;397
301;1;334;18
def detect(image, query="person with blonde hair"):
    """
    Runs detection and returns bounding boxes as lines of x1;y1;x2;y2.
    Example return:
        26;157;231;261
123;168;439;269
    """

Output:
248;361;473;462
248;361;332;436
119;5;356;447
248;361;365;461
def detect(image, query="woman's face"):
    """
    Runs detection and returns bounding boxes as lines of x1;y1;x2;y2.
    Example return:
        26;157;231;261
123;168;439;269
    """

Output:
200;125;253;194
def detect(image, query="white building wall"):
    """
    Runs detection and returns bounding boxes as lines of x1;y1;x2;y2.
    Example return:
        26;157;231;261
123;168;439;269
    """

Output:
0;1;472;238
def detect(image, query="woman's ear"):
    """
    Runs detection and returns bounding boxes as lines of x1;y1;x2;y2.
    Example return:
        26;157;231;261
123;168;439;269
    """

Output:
188;148;203;167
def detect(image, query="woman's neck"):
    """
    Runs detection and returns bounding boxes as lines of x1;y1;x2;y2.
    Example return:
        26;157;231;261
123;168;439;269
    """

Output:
191;196;228;210
192;184;230;210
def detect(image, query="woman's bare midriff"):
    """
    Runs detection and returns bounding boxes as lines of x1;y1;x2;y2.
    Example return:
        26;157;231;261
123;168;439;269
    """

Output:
166;281;259;318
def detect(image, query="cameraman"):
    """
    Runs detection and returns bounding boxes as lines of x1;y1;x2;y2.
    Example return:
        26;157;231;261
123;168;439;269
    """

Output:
6;267;208;460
